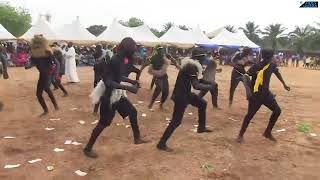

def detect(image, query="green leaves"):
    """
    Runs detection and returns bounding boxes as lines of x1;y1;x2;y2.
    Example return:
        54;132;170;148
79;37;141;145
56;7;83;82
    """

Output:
298;123;311;133
201;163;214;173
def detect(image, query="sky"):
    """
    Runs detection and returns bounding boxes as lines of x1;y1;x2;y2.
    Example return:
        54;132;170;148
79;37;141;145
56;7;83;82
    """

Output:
3;0;320;33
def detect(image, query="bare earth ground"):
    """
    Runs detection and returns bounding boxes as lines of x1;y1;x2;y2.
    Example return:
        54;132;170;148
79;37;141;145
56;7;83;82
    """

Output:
0;65;319;180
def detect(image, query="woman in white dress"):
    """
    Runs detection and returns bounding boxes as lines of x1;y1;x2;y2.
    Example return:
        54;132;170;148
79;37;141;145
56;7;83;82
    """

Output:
64;42;80;83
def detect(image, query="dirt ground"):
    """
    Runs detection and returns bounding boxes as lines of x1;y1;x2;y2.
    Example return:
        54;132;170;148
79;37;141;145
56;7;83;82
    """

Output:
0;65;319;180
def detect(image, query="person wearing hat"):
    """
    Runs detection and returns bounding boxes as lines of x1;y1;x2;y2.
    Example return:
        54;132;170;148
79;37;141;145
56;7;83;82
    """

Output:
229;47;253;106
147;45;171;110
84;37;148;158
237;49;290;143
25;35;59;117
157;48;214;152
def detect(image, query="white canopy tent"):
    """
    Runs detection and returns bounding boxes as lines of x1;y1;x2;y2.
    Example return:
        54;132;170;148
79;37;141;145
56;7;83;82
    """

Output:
131;24;159;46
97;19;131;44
189;26;211;45
207;27;225;39
20;17;58;41
159;25;194;48
0;24;16;40
232;31;260;48
57;17;97;43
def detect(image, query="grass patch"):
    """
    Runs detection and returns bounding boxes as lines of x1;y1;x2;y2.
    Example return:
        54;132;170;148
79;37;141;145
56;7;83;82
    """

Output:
297;123;311;133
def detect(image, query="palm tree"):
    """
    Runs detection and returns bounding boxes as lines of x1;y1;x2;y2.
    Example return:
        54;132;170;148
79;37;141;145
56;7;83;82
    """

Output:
239;21;261;44
262;24;287;50
225;25;237;33
289;25;313;55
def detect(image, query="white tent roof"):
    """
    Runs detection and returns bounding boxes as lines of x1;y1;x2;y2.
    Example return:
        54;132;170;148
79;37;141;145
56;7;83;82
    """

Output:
20;17;58;40
0;24;16;40
189;26;211;45
57;17;97;43
207;27;225;39
131;24;159;46
159;26;194;48
97;19;131;43
210;28;260;48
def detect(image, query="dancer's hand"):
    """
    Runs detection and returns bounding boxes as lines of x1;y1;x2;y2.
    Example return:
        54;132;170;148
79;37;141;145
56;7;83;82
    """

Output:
126;84;139;94
284;85;290;91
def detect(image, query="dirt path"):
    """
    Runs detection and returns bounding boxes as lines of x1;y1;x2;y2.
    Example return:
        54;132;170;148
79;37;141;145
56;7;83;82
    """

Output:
0;66;319;180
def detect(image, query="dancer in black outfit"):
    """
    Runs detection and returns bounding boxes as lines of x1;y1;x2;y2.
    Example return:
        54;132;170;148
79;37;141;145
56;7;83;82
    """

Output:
229;47;253;106
84;38;147;158
147;45;171;110
157;49;214;152
52;43;68;96
0;45;9;111
25;35;59;117
237;49;290;143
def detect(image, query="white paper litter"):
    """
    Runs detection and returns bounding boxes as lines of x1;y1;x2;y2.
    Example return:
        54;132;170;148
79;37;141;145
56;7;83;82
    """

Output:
188;112;193;115
3;136;16;139
133;104;138;106
149;109;154;111
72;142;82;146
155;101;161;104
28;159;42;164
165;117;171;121
194;125;199;128
166;123;169;126
70;108;78;111
49;118;61;121
276;129;286;132
4;164;21;169
47;166;54;171
53;148;64;152
228;117;239;121
310;133;317;137
138;101;144;104
78;120;86;125
191;128;197;133
141;113;147;117
91;120;98;125
75;170;87;176
116;123;125;126
64;140;72;145
125;125;131;128
45;127;55;131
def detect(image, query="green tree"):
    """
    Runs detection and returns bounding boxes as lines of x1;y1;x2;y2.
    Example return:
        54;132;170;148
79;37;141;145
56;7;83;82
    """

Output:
86;25;107;36
239;21;261;44
178;25;188;30
289;25;313;55
150;28;161;37
157;22;174;37
120;17;144;27
225;25;237;33
262;23;287;50
0;3;31;37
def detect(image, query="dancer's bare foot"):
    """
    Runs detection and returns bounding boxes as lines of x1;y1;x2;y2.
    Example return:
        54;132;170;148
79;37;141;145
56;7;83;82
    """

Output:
83;149;98;158
236;135;244;143
263;133;277;142
134;138;149;144
157;142;173;152
39;111;48;118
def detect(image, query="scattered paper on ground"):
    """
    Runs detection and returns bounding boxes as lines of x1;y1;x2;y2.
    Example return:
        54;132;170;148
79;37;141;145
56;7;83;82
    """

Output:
166;123;169;126
276;129;286;132
310;133;317;137
133;104;138;106
50;118;61;121
188;112;193;115
53;148;64;152
70;108;78;111
165;117;171;121
116;123;125;126
125;125;131;128
91;120;98;125
228;117;239;122
194;125;199;128
64;140;72;145
3;136;16;139
155;101;161;104
45;127;55;131
47;166;54;171
75;170;87;176
78;120;85;125
72;141;82;146
191;128;197;133
4;164;21;169
149;109;154;111
28;159;42;164
138;101;144;104
142;113;147;117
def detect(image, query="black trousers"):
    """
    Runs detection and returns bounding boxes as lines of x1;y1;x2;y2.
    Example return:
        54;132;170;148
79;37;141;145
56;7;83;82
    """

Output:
229;68;243;105
149;75;169;107
52;75;68;95
159;94;207;144
37;75;58;112
198;79;218;108
239;91;281;137
85;97;141;150
150;76;156;90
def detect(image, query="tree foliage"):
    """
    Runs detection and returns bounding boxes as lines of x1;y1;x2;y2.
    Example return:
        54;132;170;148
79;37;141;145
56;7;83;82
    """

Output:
225;25;237;33
120;17;144;27
239;21;261;44
178;25;189;30
0;3;32;37
87;25;107;36
261;23;287;50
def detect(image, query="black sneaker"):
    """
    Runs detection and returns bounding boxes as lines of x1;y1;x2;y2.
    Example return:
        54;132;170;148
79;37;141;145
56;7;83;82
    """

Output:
157;142;173;152
83;149;98;158
197;128;213;133
39;111;48;118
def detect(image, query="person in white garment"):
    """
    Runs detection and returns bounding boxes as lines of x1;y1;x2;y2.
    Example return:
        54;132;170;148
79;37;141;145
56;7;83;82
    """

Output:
64;42;80;83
